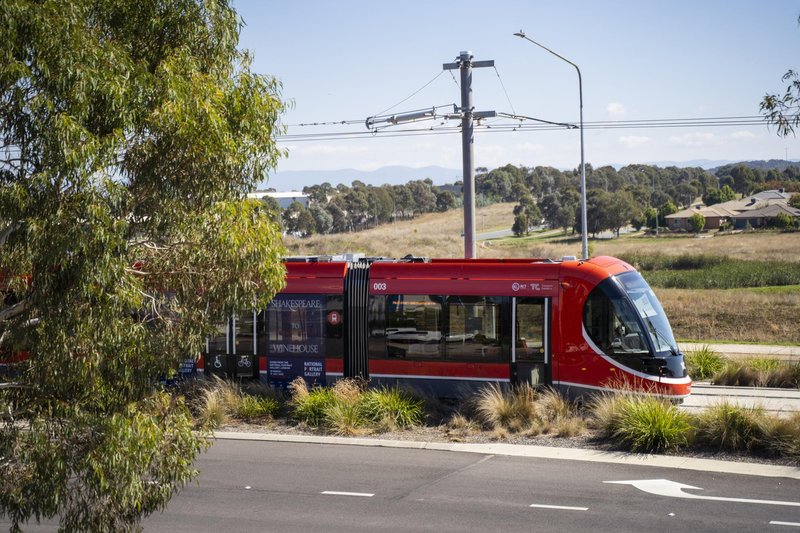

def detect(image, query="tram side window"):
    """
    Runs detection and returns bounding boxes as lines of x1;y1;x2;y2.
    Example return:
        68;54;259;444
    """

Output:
207;322;228;354
385;294;443;360
446;296;503;361
367;295;386;358
234;311;255;355
516;299;544;362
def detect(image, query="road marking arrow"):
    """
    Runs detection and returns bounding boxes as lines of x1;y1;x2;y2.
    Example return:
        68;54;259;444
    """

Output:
604;479;800;508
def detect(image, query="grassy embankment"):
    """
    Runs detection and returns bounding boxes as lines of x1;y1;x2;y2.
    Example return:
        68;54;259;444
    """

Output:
185;377;800;462
284;203;800;345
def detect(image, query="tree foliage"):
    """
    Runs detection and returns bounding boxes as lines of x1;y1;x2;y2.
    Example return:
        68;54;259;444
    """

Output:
688;213;706;234
0;0;286;530
760;15;800;137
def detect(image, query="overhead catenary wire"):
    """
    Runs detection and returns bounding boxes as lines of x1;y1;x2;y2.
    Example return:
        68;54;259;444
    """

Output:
493;66;517;117
371;70;447;118
276;115;770;143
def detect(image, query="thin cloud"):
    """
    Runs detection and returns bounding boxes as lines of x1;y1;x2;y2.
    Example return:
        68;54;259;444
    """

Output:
606;102;627;118
667;132;721;147
730;130;756;140
618;135;650;149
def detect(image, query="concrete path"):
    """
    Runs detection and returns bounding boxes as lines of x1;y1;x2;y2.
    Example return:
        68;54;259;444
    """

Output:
683;383;800;416
680;342;800;361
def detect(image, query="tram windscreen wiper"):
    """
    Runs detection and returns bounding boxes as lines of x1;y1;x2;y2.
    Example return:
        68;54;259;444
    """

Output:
646;317;678;356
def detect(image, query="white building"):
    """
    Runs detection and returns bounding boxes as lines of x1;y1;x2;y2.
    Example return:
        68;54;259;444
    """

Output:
247;190;310;209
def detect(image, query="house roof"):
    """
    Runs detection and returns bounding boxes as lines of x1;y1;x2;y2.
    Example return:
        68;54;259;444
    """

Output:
751;189;791;201
730;203;800;219
665;205;735;219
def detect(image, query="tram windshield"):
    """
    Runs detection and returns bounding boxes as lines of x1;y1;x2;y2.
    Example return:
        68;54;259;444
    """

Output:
617;272;678;355
583;271;679;362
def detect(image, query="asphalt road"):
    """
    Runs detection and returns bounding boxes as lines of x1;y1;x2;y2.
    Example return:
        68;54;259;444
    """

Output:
6;439;799;532
138;440;798;533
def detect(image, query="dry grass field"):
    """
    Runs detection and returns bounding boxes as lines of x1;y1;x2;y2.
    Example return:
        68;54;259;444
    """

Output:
658;287;800;344
285;203;800;344
284;202;519;258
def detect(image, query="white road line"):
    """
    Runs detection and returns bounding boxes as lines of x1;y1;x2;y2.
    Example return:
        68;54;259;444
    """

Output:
321;491;374;498
770;521;800;527
529;504;588;511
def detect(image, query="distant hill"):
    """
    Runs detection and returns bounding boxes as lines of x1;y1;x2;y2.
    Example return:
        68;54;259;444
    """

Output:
710;159;800;173
263;160;800;191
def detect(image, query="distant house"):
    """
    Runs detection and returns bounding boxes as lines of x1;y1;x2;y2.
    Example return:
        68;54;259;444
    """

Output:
665;205;737;231
731;203;800;229
247;190;310;209
664;189;795;231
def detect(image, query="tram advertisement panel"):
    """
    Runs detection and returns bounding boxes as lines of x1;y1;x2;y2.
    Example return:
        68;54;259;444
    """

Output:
267;294;326;387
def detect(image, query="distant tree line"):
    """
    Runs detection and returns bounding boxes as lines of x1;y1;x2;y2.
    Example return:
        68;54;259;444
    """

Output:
264;161;800;239
266;179;458;237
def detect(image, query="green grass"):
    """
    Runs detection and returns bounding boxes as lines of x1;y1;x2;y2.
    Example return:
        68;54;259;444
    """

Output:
360;386;424;430
236;395;280;422
290;384;337;427
609;396;692;453
684;345;725;381
695;402;768;453
765;413;800;463
618;252;800;289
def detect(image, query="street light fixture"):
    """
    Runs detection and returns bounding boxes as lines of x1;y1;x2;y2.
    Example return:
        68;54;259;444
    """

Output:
514;30;588;260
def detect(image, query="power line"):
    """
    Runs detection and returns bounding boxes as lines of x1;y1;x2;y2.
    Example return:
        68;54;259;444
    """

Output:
371;71;446;118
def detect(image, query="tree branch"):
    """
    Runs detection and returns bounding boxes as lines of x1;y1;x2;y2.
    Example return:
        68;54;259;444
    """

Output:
0;299;30;322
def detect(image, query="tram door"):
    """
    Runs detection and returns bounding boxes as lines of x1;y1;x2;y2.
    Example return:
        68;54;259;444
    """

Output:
512;298;550;386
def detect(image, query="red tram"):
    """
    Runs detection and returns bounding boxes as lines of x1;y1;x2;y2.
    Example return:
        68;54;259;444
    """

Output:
200;255;691;398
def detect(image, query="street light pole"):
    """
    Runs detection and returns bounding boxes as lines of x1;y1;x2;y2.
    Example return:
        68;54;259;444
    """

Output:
514;31;588;260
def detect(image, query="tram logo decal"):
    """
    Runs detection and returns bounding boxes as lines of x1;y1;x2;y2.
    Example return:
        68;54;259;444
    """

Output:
512;281;551;292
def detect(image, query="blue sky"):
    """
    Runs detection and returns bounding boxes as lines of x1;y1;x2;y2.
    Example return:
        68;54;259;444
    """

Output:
234;0;800;186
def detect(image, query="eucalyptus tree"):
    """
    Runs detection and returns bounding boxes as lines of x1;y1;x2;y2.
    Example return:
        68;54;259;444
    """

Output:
0;1;286;530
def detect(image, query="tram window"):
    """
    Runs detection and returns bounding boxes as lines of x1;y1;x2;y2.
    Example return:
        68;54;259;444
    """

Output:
583;280;649;358
384;294;443;360
516;299;544;362
207;322;228;354
234;311;255;355
367;295;387;358
446;296;503;361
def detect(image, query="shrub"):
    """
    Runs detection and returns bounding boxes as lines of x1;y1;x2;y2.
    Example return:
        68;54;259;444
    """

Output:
712;362;762;387
748;357;783;373
324;401;368;436
197;377;242;429
587;392;627;437
237;395;280;422
685;345;725;381
688;213;706;234
475;383;537;433
290;380;337;427
695;402;768;452
552;415;586;438
361;386;424;430
611;396;692;453
763;363;800;388
447;412;482;435
764;412;800;463
535;387;574;422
